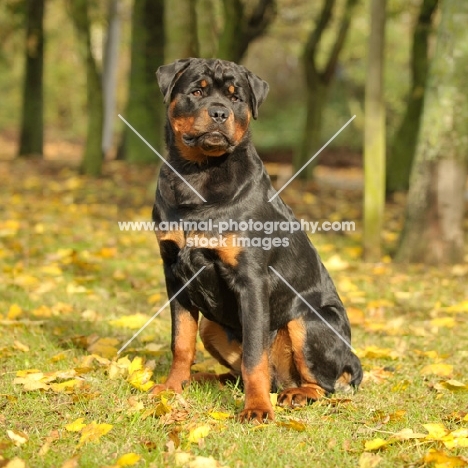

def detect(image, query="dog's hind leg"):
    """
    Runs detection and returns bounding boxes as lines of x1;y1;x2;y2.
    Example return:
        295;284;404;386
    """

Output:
277;309;361;407
193;317;242;383
277;317;327;407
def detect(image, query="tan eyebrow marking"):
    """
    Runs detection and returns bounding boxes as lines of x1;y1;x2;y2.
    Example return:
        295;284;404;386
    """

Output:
200;79;208;88
228;85;235;94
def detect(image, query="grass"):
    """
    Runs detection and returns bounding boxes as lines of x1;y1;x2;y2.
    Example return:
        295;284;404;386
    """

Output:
1;159;467;468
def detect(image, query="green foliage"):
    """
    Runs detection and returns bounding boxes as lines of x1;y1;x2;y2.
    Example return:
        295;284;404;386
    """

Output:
0;0;443;160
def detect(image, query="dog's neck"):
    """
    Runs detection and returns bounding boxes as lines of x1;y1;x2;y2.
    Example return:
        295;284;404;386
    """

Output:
158;139;264;209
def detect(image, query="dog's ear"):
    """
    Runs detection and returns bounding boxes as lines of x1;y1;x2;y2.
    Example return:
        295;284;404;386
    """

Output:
244;69;269;119
156;58;193;104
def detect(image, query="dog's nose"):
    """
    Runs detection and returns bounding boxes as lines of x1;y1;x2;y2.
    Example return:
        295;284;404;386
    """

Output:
208;106;229;123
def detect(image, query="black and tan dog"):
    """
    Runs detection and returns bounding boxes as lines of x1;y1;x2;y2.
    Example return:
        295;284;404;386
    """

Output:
151;58;362;422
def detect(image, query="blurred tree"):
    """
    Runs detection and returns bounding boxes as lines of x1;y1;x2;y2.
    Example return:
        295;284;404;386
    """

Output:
69;0;103;176
102;0;121;156
397;0;468;264
120;0;164;163
217;0;276;63
386;0;438;193
19;0;44;157
294;0;358;180
196;0;218;58
363;0;386;261
164;0;198;62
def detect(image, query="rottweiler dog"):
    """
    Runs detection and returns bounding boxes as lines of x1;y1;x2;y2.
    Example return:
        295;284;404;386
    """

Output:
151;58;362;422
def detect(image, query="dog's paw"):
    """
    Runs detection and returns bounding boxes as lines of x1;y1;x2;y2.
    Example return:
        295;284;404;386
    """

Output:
238;407;274;424
149;380;188;395
149;384;170;396
277;385;325;407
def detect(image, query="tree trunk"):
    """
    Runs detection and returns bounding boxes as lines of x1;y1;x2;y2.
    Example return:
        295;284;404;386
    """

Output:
18;0;44;157
363;0;386;261
102;0;121;156
69;0;104;176
164;0;198;62
386;0;438;193
123;0;165;164
217;0;276;63
396;0;468;264
295;0;358;180
196;0;218;58
294;77;328;180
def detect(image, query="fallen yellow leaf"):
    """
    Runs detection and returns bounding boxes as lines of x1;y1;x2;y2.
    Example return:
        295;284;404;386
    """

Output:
209;411;232;421
423;449;467;467
347;306;365;325
443;437;468;450
367;299;394;309
362;367;393;385
15;368;41;377
147;293;163;304
430;317;456;328
364;438;388;451
128;356;144;374
13;341;29;352
3;458;27;468
12;371;51;391
270;393;278;406
77;422;113;448
188;424;211;443
392;428;426;440
109;314;150;330
50;379;82;393
155;396;172;416
13;274;39;288
7;429;29;446
50;352;67;362
421;364;453;377
97;247;117;258
276;420;307;432
7;304;23;320
87;338;118;358
356;346;398;360
323;254;349;271
443;300;468;313
116;452;141;466
127;368;155;392
38;430;59;456
31;305;52;317
436;380;468;392
41;265;63;276
423;423;449;440
65;418;87;432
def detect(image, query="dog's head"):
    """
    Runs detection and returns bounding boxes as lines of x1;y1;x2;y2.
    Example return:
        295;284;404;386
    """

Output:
156;58;269;162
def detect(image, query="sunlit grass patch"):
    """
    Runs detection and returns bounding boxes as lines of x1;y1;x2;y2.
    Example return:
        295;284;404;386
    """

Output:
1;161;467;467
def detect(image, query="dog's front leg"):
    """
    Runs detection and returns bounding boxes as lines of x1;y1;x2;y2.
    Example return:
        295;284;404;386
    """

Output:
151;299;198;394
238;282;274;423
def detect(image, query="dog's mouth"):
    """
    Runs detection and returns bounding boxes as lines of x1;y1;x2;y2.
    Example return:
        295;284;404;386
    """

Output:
182;131;233;155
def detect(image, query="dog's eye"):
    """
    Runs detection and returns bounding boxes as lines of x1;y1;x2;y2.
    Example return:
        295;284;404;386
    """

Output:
191;89;202;97
230;95;239;102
